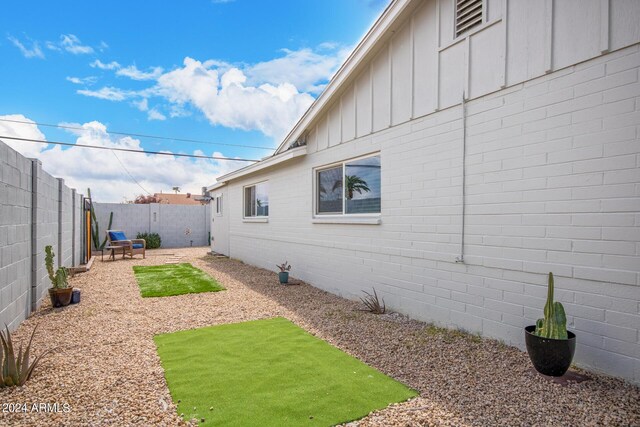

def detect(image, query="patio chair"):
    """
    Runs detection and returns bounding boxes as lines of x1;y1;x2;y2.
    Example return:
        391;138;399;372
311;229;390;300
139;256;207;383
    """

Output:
106;230;146;259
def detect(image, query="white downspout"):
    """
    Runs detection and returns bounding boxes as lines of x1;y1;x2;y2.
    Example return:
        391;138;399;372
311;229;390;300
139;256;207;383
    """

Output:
455;93;466;264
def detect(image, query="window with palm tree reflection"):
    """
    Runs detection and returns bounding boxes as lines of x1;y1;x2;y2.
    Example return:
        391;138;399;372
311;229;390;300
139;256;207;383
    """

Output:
316;154;381;215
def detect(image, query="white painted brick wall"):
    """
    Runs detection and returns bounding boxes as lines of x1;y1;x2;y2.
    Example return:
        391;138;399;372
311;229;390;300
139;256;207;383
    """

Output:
220;45;640;384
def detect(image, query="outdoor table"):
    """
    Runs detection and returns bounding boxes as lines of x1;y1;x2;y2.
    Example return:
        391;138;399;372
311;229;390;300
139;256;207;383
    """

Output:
102;245;126;261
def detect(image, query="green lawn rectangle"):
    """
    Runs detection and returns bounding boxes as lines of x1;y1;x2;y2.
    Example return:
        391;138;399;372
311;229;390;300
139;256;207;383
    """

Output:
154;317;417;426
132;263;224;297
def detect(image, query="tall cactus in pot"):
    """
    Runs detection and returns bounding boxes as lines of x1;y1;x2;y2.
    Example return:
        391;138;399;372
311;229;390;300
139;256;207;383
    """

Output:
534;272;568;340
87;188;113;250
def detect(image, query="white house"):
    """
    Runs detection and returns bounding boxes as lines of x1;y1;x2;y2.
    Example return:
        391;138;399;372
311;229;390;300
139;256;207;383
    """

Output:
208;0;640;383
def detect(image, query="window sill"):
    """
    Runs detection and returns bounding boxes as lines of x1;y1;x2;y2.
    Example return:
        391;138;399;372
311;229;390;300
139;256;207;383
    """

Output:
312;216;381;225
243;217;268;223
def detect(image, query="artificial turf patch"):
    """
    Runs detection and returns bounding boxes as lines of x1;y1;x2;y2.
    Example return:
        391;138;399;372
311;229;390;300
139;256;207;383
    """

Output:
154;317;417;426
132;263;224;297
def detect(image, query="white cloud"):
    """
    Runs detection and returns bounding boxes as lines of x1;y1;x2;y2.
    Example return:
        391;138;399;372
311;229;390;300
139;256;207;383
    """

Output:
7;36;44;59
0;114;48;157
156;57;314;139
77;86;136;101
45;41;62;52
75;45;346;141
66;76;98;85
59;34;94;54
132;98;149;111
116;65;164;81
147;108;166;121
1;116;246;202
246;45;350;93
90;59;121;70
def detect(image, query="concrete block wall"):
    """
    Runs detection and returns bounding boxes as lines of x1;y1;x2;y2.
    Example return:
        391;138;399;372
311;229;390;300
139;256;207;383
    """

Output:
94;202;210;248
32;163;60;308
0;142;32;330
59;181;73;268
0;140;85;331
221;44;640;383
72;190;83;266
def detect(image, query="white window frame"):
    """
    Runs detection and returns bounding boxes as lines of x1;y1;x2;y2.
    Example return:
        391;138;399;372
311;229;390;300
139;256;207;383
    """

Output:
313;152;381;219
243;181;269;219
214;194;223;216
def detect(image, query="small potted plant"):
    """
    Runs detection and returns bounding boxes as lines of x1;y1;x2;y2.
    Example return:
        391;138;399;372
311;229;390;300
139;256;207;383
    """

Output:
45;245;73;307
525;272;577;377
276;261;291;284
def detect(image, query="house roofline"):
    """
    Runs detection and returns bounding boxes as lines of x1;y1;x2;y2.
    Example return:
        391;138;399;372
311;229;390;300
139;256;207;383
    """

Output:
208;145;307;190
273;0;413;155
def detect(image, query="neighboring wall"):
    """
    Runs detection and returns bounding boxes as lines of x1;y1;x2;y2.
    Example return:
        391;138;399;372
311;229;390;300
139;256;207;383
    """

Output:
94;203;210;248
0;140;85;331
217;43;640;384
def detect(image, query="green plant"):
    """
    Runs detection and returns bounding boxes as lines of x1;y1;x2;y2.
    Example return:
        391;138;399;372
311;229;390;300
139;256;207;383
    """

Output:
136;232;161;249
360;288;386;314
534;272;568;340
44;245;69;289
276;261;291;272
88;188;113;251
0;324;51;387
344;175;370;200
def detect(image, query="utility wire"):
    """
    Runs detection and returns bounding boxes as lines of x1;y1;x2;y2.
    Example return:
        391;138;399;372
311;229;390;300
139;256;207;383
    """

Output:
110;150;151;195
0;117;275;151
0;135;260;162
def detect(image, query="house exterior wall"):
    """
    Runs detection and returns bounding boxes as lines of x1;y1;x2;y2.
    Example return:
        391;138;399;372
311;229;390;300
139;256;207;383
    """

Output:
214;41;640;383
210;187;230;255
285;0;640;154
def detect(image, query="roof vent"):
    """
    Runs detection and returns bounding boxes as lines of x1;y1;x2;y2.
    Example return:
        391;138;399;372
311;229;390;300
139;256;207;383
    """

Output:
456;0;483;37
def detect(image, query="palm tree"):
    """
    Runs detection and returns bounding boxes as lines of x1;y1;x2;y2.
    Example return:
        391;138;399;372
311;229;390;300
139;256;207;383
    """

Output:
344;175;370;200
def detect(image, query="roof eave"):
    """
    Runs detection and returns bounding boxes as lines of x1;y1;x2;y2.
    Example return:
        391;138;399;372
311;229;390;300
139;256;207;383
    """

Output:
211;145;307;188
273;0;413;155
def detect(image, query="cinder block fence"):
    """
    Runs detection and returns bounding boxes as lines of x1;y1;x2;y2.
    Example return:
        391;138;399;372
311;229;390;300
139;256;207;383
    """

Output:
0;140;84;331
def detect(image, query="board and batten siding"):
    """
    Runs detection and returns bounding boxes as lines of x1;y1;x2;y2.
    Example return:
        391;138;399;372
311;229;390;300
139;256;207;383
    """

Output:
211;0;640;383
304;0;640;150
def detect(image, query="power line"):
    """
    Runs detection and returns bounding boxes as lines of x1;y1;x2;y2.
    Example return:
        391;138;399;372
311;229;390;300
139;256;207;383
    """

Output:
0;135;260;162
0;117;275;151
111;150;151;195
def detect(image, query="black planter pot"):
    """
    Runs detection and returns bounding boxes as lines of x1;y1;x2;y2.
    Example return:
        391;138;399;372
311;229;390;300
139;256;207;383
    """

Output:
525;325;576;377
48;288;73;308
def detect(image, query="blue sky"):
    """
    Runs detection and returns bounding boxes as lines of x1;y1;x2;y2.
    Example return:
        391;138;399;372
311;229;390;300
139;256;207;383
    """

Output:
0;0;389;201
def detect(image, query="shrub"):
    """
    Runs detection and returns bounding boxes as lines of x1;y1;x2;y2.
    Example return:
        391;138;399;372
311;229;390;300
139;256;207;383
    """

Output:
0;324;51;387
359;288;386;314
137;232;161;249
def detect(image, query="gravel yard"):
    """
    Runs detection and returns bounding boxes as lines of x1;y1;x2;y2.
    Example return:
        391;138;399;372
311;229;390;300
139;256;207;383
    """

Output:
1;247;638;426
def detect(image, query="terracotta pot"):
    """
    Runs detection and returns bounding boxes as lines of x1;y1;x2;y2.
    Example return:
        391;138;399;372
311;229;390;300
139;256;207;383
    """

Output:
49;288;73;307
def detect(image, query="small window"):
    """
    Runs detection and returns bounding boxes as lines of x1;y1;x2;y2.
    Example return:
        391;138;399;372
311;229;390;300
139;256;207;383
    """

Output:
215;195;223;215
315;154;381;216
244;182;268;217
455;0;483;38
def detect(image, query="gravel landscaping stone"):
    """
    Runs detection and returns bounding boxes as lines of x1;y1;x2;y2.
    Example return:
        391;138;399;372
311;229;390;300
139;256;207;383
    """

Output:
1;247;638;426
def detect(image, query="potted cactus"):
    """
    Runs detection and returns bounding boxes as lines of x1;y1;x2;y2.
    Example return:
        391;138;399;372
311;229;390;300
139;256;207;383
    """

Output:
524;272;576;377
45;246;73;307
276;261;291;284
